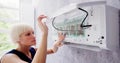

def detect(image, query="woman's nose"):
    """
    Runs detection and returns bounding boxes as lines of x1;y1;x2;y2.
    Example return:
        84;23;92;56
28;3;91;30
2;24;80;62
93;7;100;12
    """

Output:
31;33;36;38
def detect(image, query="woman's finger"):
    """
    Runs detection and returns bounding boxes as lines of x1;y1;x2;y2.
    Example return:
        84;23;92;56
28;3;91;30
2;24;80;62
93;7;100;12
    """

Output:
38;15;47;22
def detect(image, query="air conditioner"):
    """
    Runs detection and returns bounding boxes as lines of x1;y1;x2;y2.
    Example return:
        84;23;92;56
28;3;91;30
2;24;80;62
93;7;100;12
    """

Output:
50;1;119;51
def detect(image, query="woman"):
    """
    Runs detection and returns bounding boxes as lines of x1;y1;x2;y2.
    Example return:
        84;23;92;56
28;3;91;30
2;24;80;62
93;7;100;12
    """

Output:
0;15;65;63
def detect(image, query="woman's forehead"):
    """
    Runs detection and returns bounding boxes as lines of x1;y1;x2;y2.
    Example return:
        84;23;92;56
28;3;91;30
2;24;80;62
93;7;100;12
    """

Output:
21;29;34;35
24;29;34;33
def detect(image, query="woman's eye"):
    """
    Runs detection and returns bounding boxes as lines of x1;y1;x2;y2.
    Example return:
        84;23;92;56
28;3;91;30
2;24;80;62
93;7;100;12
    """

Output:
26;33;31;36
32;32;34;34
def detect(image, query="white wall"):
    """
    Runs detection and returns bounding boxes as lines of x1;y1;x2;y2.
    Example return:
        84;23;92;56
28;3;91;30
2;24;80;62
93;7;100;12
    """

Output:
106;0;120;9
20;0;34;27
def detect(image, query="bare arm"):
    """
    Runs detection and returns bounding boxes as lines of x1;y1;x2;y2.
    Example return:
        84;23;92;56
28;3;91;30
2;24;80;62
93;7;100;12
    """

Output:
32;15;48;63
32;34;47;63
47;32;66;54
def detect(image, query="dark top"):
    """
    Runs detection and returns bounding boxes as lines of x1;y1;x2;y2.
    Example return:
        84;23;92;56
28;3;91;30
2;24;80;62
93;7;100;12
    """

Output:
1;47;36;63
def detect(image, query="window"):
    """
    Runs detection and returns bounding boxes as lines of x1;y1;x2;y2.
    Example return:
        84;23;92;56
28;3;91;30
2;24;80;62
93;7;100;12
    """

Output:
0;0;19;58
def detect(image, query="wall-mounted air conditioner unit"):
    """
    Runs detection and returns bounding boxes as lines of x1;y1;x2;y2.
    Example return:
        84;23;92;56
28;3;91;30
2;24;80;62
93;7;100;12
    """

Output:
50;1;119;51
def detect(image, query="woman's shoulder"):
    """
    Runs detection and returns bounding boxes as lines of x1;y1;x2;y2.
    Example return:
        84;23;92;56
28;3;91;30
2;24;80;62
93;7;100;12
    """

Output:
1;53;20;63
2;53;18;59
1;50;28;63
1;49;17;60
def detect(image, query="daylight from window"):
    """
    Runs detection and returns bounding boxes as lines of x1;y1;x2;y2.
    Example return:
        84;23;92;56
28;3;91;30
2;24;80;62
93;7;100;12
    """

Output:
0;0;19;58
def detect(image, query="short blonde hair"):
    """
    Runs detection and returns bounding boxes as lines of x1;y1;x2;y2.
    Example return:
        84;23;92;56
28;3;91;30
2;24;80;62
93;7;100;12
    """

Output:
10;23;33;43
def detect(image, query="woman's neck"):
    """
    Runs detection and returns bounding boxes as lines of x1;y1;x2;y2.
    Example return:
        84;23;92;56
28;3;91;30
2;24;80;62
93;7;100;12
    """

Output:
16;45;31;59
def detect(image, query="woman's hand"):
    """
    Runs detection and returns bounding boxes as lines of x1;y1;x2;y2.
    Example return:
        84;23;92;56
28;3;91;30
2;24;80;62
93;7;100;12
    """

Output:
37;15;48;34
54;32;66;47
52;32;66;53
58;32;66;42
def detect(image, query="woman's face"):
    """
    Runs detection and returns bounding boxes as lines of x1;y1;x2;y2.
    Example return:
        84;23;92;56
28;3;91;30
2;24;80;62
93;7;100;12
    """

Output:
19;29;36;46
